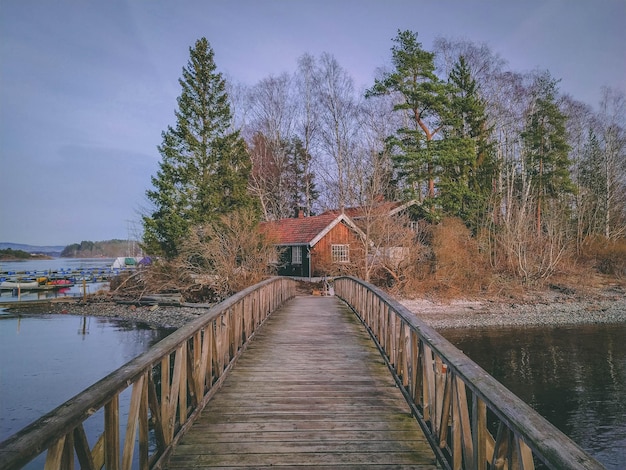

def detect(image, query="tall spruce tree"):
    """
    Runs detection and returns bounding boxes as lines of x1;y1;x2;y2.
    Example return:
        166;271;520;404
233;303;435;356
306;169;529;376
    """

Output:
521;73;573;234
445;56;497;229
143;38;254;257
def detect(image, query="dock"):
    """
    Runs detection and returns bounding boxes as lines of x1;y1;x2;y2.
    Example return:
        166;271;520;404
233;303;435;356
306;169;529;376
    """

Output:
165;296;438;468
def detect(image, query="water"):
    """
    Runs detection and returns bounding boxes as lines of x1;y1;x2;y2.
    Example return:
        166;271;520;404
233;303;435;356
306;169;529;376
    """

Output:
441;323;626;469
0;258;126;302
0;257;114;274
0;314;174;467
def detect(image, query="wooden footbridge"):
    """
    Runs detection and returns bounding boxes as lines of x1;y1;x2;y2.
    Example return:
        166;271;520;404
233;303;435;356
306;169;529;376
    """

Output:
0;277;604;469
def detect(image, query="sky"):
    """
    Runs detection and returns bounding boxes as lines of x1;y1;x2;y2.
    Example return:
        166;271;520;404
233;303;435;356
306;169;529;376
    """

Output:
1;0;624;246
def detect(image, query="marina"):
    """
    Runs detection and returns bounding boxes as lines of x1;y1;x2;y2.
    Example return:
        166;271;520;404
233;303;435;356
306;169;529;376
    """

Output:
0;258;144;305
0;256;147;283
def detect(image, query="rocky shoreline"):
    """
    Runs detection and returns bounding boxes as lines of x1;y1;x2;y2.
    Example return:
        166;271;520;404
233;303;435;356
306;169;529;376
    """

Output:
4;285;625;330
399;296;626;329
4;300;211;329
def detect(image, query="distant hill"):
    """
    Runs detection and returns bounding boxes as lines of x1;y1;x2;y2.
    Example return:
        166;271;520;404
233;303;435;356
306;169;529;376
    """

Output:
0;241;141;258
60;239;141;258
0;243;65;257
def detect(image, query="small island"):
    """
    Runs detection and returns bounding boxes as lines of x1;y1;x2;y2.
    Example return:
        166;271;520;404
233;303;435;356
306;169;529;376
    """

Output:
0;248;52;261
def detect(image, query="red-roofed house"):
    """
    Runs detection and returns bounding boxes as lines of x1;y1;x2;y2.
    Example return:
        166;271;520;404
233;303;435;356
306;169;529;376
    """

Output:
260;212;365;277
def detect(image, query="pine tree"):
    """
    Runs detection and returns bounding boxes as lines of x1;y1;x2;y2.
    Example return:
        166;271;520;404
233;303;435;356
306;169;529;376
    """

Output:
366;30;455;219
521;73;573;234
143;38;255;257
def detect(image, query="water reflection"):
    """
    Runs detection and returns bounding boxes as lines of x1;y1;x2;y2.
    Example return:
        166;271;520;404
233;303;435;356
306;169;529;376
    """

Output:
0;314;174;443
441;323;626;469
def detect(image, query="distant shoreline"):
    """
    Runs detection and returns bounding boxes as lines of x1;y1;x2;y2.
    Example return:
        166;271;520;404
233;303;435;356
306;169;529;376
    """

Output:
0;255;53;261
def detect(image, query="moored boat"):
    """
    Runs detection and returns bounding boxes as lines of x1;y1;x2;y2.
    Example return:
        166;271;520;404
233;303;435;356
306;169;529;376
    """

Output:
0;281;40;290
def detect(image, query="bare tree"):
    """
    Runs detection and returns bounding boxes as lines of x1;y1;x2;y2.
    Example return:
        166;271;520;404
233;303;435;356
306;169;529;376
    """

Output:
315;53;360;211
598;87;626;239
562;95;596;251
245;74;299;220
179;208;279;300
247;73;296;142
226;77;251;133
293;53;322;215
351;96;401;281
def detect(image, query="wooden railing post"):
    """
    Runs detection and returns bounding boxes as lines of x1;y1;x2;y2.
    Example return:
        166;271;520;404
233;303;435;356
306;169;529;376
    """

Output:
104;395;120;470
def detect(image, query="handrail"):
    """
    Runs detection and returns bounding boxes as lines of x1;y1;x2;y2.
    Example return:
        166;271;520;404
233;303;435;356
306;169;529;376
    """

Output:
334;276;604;470
0;277;296;470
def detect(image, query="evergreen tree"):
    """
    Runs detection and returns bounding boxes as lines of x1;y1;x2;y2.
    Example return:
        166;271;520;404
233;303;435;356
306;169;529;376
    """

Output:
365;30;455;220
445;56;497;229
143;38;255;257
289;137;318;216
521;73;573;234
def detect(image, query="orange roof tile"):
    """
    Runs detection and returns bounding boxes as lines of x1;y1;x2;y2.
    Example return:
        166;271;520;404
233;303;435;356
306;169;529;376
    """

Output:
259;213;339;245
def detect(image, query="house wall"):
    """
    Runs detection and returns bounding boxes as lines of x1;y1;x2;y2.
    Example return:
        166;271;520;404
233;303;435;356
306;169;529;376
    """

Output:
276;246;309;277
310;222;361;276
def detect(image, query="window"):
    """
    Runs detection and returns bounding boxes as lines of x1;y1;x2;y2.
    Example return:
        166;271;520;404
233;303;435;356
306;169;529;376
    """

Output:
331;244;349;263
292;246;302;265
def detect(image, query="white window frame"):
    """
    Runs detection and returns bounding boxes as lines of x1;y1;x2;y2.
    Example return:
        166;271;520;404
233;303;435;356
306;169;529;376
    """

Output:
331;244;350;263
292;246;302;265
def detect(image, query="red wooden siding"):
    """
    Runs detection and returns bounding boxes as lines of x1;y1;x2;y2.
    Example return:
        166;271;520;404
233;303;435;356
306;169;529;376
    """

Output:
311;221;362;276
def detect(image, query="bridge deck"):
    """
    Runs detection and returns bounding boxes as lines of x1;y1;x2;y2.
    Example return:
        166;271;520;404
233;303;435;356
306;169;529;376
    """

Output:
165;296;438;469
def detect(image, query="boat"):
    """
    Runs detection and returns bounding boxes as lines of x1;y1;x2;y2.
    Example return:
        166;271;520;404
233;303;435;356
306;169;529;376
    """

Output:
0;281;40;291
47;279;73;286
111;257;144;269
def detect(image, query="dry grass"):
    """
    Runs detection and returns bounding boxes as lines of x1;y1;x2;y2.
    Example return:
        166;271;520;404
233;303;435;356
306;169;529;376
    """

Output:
378;219;626;302
580;236;626;278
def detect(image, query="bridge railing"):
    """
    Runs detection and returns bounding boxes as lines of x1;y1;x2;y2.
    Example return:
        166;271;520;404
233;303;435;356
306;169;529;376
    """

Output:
0;277;296;470
335;276;603;470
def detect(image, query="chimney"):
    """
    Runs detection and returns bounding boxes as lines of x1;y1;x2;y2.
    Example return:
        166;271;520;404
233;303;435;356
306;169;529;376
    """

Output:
298;209;304;218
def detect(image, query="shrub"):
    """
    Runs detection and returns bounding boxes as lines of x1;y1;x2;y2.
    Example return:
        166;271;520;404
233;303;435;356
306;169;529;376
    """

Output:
428;217;492;298
583;236;626;278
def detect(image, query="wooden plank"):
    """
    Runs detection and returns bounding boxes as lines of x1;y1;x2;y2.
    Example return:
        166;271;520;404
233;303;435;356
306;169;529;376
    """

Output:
164;296;437;469
454;375;475;466
138;372;150;470
60;431;74;470
43;436;65;470
104;395;119;470
167;451;435;467
90;432;105;470
160;355;171;445
73;424;95;470
122;374;144;470
473;395;488;470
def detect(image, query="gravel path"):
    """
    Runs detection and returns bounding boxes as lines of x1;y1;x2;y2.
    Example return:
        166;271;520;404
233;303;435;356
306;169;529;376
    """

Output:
5;285;625;330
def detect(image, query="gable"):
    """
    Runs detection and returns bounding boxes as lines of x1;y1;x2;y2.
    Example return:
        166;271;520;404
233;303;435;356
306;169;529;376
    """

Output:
259;213;365;247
